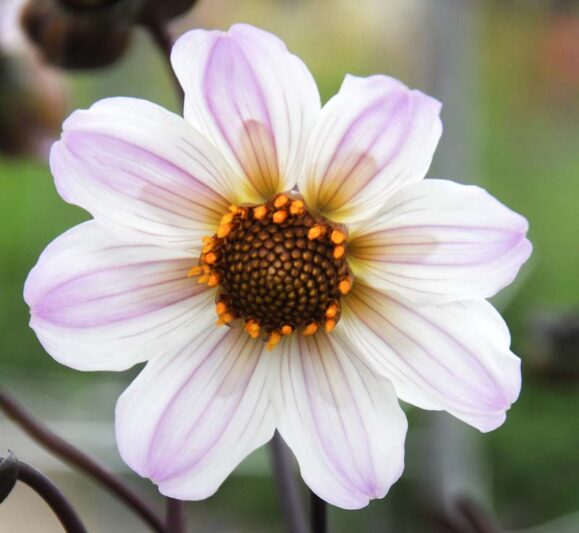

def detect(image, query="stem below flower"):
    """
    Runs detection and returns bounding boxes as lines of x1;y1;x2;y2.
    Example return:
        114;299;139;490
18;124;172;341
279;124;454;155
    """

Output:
1;454;87;533
165;498;186;533
0;389;165;533
139;6;185;106
310;490;327;533
269;432;308;533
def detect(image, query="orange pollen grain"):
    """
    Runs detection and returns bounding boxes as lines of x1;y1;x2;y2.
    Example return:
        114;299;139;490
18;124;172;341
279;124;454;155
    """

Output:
303;322;318;336
325;303;339;318
217;224;232;238
280;324;293;335
324;319;336;332
207;273;220;287
267;332;282;350
274;195;289;208
216;302;227;315
221;213;235;225
289;200;305;215
330;230;346;244
245;320;261;339
204;252;217;265
307;224;326;240
253;205;268;220
188;266;203;278
339;279;352;295
272;210;288;224
217;312;235;325
333;245;345;259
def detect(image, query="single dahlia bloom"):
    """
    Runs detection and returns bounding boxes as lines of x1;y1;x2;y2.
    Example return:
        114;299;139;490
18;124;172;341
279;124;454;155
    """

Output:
25;24;531;509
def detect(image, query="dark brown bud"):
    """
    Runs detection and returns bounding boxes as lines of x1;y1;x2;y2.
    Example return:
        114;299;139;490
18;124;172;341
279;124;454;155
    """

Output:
21;0;140;69
0;53;67;158
158;0;198;19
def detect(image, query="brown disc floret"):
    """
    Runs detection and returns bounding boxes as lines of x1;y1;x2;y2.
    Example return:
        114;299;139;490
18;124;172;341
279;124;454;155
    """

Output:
190;195;352;349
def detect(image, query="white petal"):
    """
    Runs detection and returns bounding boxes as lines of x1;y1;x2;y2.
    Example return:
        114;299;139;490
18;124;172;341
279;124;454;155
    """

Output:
336;284;521;432
171;24;321;201
301;74;442;223
116;327;274;500
348;179;532;304
270;333;407;509
52;97;241;249
24;222;214;371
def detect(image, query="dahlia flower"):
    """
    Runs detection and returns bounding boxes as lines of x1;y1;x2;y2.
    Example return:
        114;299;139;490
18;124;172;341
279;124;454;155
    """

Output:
25;24;531;509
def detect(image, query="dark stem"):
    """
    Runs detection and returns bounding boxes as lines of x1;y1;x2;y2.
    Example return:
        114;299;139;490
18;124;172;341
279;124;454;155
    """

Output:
269;432;307;533
165;498;186;533
455;497;501;533
310;490;327;533
0;389;165;533
1;456;87;533
140;7;184;106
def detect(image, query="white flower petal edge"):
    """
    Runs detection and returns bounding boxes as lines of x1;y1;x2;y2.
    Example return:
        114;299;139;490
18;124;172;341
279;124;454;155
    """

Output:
335;284;521;432
52;97;243;250
24;222;215;371
348;179;532;304
171;23;321;202
116;327;275;500
270;332;407;509
301;74;442;224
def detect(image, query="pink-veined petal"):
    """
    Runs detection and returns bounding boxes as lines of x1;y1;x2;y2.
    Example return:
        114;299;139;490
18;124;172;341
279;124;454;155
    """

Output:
115;327;275;500
301;74;442;224
24;222;214;371
52;97;242;250
171;23;321;201
270;333;407;509
336;284;521;432
348;179;532;304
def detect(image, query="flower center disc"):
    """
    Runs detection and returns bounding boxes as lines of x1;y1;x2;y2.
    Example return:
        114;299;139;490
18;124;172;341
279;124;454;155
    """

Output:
192;195;352;348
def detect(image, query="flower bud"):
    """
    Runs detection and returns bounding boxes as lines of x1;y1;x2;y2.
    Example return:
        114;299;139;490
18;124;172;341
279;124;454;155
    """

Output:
21;0;138;69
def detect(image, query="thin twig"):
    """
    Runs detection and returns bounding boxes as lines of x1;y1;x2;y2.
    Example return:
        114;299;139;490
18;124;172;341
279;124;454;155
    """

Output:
1;455;87;533
0;389;165;533
165;498;186;533
269;432;307;533
140;6;185;106
310;490;327;533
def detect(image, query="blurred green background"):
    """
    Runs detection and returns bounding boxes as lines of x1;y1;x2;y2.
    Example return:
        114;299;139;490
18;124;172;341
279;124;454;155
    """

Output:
1;0;578;531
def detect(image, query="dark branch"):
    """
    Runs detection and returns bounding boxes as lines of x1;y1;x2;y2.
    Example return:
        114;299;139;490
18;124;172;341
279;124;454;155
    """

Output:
1;454;87;533
0;389;165;533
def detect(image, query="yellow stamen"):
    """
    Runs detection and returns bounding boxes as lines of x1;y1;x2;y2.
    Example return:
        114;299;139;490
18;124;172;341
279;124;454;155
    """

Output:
339;279;352;295
221;212;235;225
289;199;305;215
198;275;209;284
307;224;326;240
325;302;339;318
272;210;288;224
217;312;235;325
324;319;336;332
267;332;282;351
245;320;261;339
217;224;232;238
333;245;345;259
207;272;220;287
229;205;240;213
330;230;346;245
280;324;293;336
216;302;227;315
303;322;318;336
274;195;289;208
187;266;203;278
253;205;268;220
204;251;217;265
